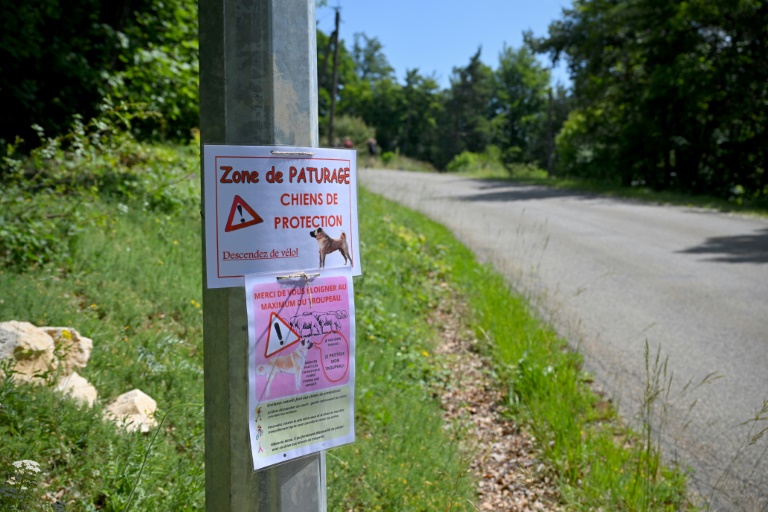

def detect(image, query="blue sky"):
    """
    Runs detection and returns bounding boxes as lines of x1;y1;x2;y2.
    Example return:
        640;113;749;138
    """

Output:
316;0;573;90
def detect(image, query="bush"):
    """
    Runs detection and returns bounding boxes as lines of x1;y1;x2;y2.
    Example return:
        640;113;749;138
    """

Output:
0;105;200;271
0;0;200;146
325;115;375;148
445;146;505;174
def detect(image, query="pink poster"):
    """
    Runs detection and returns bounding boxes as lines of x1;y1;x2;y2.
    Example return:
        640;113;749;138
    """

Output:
246;273;355;469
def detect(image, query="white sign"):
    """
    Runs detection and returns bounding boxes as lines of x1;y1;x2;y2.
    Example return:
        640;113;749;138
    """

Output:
203;145;361;288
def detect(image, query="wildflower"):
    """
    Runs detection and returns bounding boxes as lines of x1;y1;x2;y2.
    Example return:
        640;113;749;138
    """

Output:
421;350;429;357
12;460;40;474
6;460;41;491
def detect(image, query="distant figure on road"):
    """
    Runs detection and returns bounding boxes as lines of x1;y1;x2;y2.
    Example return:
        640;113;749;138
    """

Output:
343;136;353;149
366;137;377;168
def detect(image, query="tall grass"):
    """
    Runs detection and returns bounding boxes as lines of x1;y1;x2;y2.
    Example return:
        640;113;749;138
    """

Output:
327;190;475;511
0;203;206;511
1;129;693;510
347;189;692;510
448;256;692;509
0;132;475;509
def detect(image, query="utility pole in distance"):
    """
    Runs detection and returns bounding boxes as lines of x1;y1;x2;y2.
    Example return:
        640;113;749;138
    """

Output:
327;7;341;147
547;87;554;176
198;1;324;510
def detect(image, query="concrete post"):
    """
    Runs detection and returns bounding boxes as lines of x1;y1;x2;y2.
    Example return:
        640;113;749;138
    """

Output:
198;0;323;510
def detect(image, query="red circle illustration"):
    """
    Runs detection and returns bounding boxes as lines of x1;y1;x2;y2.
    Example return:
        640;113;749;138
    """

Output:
317;330;349;382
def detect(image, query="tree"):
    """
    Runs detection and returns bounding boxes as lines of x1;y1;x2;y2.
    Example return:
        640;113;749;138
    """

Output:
0;0;199;147
352;33;395;82
442;48;495;163
398;69;443;162
0;0;136;146
109;0;199;139
534;0;768;199
329;31;445;159
317;28;361;145
493;44;551;166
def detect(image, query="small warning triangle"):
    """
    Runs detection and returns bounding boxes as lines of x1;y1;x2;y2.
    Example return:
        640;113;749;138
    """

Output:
264;312;301;358
225;195;264;232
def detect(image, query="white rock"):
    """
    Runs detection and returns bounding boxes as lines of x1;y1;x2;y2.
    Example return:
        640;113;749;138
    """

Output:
0;321;57;383
55;371;98;407
42;326;93;375
105;389;158;433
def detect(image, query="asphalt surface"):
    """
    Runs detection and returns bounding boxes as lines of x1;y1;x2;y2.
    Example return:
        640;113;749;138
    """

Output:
359;169;768;510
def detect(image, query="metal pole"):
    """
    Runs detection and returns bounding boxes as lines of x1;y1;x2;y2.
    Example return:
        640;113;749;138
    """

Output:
198;1;323;510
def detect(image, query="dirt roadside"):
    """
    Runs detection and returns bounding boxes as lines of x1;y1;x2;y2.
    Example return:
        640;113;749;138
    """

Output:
429;296;562;511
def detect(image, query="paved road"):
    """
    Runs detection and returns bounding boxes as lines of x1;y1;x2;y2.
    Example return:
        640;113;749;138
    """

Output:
360;169;768;510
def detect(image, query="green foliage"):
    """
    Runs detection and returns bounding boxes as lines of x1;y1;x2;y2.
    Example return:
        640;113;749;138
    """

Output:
445;147;506;174
107;0;199;140
450;246;692;510
0;164;204;509
373;152;436;172
317;28;362;144
3;0;563;173
533;0;768;201
442;48;496;161
0;0;199;146
331;115;376;149
0;104;199;271
0;0;127;146
18;0;768;201
0;174;84;271
493;44;552;166
353;33;395;82
398;70;445;164
554;107;612;181
328;190;475;510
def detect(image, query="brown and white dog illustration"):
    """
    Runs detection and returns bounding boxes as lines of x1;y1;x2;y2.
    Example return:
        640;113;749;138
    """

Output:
309;228;352;268
256;338;313;397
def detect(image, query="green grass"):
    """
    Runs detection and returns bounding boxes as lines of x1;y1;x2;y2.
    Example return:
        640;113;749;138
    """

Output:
0;139;694;510
0;205;206;511
0;145;475;510
450;259;692;510
324;191;477;510
345;189;693;510
353;189;692;510
373;151;436;172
